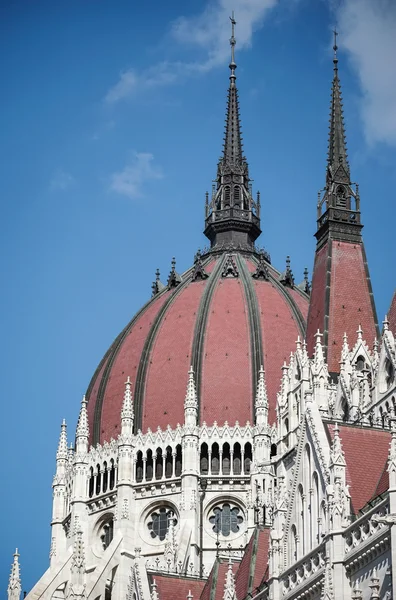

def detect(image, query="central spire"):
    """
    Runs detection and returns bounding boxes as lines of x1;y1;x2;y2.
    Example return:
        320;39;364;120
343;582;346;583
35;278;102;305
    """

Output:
204;13;261;251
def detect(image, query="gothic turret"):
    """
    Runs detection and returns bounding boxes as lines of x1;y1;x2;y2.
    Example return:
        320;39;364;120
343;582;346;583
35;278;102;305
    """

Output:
306;31;378;373
7;549;21;600
204;14;261;250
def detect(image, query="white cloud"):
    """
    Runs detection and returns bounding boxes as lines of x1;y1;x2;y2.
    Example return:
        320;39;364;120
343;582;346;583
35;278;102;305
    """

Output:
109;152;163;199
104;0;278;104
171;0;278;71
334;0;396;146
49;169;75;192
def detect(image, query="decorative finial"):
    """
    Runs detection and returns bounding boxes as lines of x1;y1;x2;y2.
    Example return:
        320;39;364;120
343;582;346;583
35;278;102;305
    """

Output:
229;12;237;85
333;27;338;66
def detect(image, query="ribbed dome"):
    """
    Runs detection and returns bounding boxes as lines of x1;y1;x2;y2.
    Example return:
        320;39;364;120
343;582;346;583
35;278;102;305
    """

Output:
86;252;309;445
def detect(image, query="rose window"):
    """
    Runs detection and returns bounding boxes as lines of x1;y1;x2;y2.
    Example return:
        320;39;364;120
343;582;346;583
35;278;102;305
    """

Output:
147;507;177;541
209;503;244;536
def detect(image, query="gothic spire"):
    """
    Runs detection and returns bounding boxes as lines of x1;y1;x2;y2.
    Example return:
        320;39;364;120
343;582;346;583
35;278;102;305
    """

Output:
204;13;261;250
315;29;362;246
223;12;243;167
7;549;21;600
327;30;349;179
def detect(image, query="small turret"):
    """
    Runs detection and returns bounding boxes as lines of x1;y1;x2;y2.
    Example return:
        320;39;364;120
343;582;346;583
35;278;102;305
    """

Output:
121;375;134;437
76;395;89;455
223;559;237;600
255;365;268;426
7;549;21;600
184;365;198;427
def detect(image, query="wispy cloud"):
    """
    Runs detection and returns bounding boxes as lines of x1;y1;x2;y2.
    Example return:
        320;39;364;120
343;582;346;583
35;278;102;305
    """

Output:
171;0;277;70
334;0;396;146
109;152;163;199
104;0;278;105
49;169;75;192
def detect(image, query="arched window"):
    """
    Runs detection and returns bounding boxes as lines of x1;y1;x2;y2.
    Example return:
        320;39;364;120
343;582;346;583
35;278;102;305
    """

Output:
222;443;231;475
304;445;312;549
386;359;394;389
233;443;241;474
95;464;102;496
211;443;220;475
200;443;209;474
342;398;349;422
89;467;94;498
109;459;116;490
155;448;163;480
175;444;182;477
136;451;143;483
290;525;298;565
297;484;304;557
103;462;108;493
270;443;277;458
244;442;252;474
356;355;365;371
234;186;240;208
335;185;347;208
312;472;320;546
380;407;385;428
224;186;231;207
284;419;289;448
101;518;114;550
146;450;153;481
165;446;173;478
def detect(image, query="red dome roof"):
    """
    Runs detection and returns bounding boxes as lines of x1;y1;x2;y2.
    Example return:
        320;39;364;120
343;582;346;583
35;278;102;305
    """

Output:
86;252;309;445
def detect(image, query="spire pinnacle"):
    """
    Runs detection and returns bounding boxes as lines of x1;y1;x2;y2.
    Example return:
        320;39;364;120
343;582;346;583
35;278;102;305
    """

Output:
204;13;261;250
316;30;362;246
8;549;21;600
56;419;68;461
229;12;237;85
76;396;89;439
223;558;237;600
328;29;349;177
121;376;134;421
255;365;268;425
333;27;338;67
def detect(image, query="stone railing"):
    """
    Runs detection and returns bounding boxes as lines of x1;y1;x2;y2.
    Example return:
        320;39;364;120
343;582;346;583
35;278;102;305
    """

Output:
344;499;389;558
281;544;326;598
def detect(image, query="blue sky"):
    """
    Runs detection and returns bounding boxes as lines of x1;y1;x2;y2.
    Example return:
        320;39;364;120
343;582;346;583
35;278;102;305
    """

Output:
1;0;396;592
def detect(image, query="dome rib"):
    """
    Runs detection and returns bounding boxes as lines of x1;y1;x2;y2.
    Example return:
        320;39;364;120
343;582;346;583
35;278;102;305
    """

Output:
236;255;264;396
190;256;224;414
92;290;171;444
133;281;189;431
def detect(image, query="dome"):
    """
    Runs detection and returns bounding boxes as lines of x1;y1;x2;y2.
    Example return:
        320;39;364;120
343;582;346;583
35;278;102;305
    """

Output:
86;252;309;445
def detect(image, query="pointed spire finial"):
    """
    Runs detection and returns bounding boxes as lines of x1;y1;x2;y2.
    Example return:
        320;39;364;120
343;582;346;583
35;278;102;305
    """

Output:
151;579;159;600
333;27;338;66
8;549;21;600
229;12;237;85
314;329;324;366
76;395;89;439
223;558;237;600
255;365;268;425
121;376;134;422
184;366;198;425
57;419;68;461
